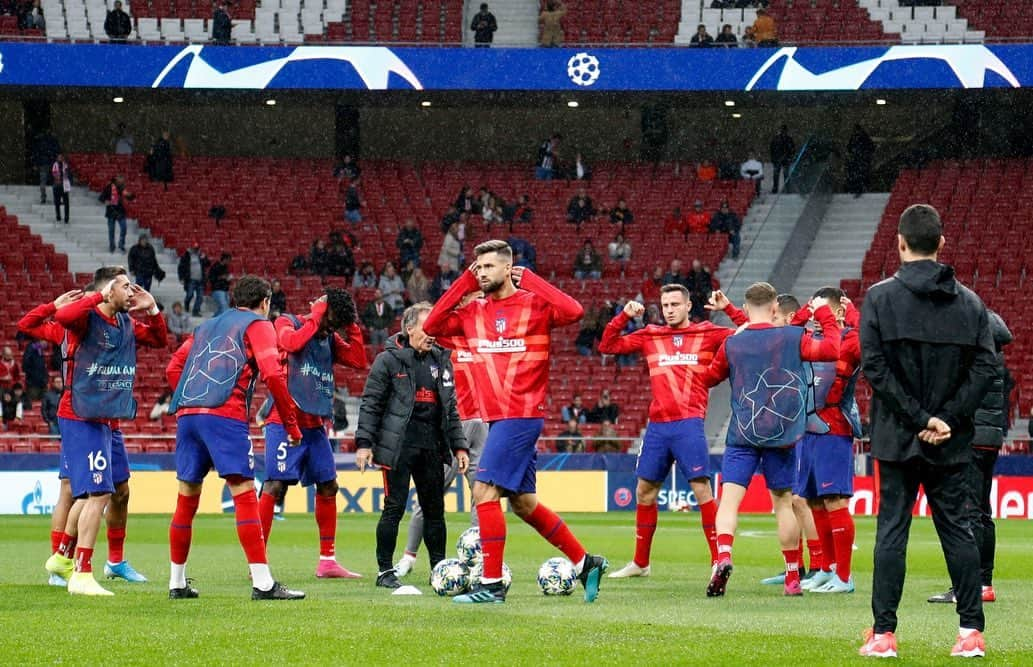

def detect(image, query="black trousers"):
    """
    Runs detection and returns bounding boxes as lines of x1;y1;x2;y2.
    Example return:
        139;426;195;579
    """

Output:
376;446;446;572
52;186;69;223
968;448;999;586
872;459;984;633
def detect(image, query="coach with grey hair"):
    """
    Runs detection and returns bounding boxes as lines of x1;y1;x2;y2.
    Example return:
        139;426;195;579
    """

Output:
356;302;469;590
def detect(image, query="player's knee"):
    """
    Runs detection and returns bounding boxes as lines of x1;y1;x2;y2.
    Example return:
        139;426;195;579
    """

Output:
111;483;130;507
824;496;849;511
635;482;660;505
315;480;339;496
262;479;285;498
509;495;536;518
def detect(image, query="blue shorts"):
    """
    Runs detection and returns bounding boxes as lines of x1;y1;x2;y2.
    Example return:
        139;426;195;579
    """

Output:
58;418;114;497
721;443;796;491
797;433;854;499
175;414;255;484
637;418;710;483
110;429;130;486
792;436;811;496
264;423;336;487
476;418;543;496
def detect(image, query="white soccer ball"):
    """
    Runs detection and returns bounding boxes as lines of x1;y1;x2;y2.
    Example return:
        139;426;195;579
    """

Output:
456;527;482;566
468;561;512;593
537;557;577;596
567;52;600;87
430;558;471;597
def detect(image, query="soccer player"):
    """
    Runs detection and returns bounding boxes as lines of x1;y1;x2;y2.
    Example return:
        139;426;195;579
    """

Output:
257;288;367;579
699;282;840;597
396;290;487;578
45;267;167;595
597;284;738;577
21;285;148;586
423;240;608;604
166;275;304;600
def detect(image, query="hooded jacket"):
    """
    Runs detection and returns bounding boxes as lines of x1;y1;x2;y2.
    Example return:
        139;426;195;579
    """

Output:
860;259;997;465
356;333;466;469
972;310;1013;447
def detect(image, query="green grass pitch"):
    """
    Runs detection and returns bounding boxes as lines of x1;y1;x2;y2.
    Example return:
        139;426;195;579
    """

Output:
1;513;1030;665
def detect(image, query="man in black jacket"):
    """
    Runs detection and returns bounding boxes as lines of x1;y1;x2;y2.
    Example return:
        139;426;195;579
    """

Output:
104;0;132;41
859;204;996;659
356;302;469;589
769;124;796;194
127;235;163;292
470;3;497;47
927;310;1012;606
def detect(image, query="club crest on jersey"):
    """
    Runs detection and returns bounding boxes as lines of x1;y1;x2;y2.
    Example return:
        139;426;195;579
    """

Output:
495;317;507;334
430;364;440;379
673;335;683;348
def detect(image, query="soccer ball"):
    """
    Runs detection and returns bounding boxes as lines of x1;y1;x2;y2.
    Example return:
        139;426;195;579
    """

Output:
567;52;600;87
456;527;481;566
430;558;471;597
468;561;512;593
537;557;577;596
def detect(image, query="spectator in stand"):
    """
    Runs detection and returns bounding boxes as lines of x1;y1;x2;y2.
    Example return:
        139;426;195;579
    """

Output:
662;259;686;287
587;390;619;424
378;261;406;311
208;252;233;316
148;130;174;189
686;259;713;321
149;391;172;421
41;375;62;435
556;419;585;453
572;152;591;181
396;219;424;268
1;387;22;429
697;159;718;182
438;223;462;273
166;301;193;341
575;309;603;356
753;8;778;47
30;128;60;205
481;195;503;227
742;24;756;47
50;153;71;224
177;243;209;316
344;178;363;223
352;261;378;288
19;0;45;30
608;233;632;274
539;1;566;47
269;280;288;316
455;185;476;214
309;239;330;278
361;289;394;347
430;262;459;301
689;24;713;47
573;240;603;280
128;234;163;291
770;124;796;193
592;421;621;454
562;394;589;423
741;153;764;196
406;266;431;304
846;123;876;198
104;0;132;41
507;236;537;271
440;204;460;232
211;1;232;44
709;200;742;259
112;122;134;155
99;175;132;253
640;266;664;304
687;199;710;234
334;154;361;182
567;187;596;230
503;194;533;228
715;23;738;46
536;133;561;180
22;339;48;401
0;346;18;391
609;198;634;231
328;237;356;278
663;206;687;237
471;3;497;47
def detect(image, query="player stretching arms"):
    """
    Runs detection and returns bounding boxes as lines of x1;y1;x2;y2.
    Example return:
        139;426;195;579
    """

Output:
396;291;488;578
258;288;367;579
598;284;738;577
22;283;147;586
46;267;167;595
700;282;840;598
166;276;304;600
424;240;608;603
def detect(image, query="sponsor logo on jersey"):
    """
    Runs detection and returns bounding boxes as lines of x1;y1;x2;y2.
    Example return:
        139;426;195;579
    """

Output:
456;349;474;363
298;362;333;384
657;352;699;367
476;337;527;354
85;363;136;377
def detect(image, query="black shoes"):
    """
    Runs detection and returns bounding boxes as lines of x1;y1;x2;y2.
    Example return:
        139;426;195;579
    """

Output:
169;579;199;599
252;581;305;600
928;588;957;604
376;570;402;589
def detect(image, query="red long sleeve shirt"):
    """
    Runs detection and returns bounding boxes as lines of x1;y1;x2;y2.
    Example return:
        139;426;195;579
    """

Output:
18;302;65;345
424;269;583;422
789;303;862;437
437;335;480;421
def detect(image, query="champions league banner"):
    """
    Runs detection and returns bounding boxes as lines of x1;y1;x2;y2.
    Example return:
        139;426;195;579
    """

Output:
0;43;1030;91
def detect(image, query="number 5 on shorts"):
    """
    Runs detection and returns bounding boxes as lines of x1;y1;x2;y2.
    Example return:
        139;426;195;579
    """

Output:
277;442;289;460
88;450;108;471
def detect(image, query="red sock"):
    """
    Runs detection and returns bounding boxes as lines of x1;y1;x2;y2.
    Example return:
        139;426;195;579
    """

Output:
74;546;94;573
314;493;337;558
812;507;834;572
633;503;658;568
476;500;506;580
698;499;719;564
50;530;62;554
716;533;734;563
524;502;587;566
57;532;77;558
828;507;855;581
258;492;277;545
169;493;200;565
797;537;806;571
783;549;801;587
233;490;268;564
806;539;824;572
107;527;126;564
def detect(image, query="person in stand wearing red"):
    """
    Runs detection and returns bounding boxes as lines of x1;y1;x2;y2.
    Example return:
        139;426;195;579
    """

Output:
686;200;710;234
257;288;368;580
166;275;305;601
423;240;609;604
0;345;20;390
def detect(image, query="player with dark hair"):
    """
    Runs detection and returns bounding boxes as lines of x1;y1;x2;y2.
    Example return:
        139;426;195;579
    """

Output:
44;266;166;595
700;281;840;598
424;239;608;604
257;287;368;579
166;275;304;600
599;283;741;577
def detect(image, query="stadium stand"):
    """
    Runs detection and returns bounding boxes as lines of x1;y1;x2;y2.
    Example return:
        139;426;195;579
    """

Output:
948;0;1033;41
317;0;464;44
557;0;682;45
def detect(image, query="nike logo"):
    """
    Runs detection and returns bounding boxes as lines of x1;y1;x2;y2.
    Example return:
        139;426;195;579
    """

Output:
692;466;704;472
821;482;834;489
395;373;408;378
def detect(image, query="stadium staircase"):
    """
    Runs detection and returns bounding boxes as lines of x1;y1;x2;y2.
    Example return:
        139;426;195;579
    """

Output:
462;0;538;47
858;0;984;44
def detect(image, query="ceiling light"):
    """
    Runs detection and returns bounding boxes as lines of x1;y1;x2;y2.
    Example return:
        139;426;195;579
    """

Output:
567;100;579;108
420;100;432;107
876;98;887;105
732;113;742;119
265;99;277;106
113;97;124;103
724;100;735;107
